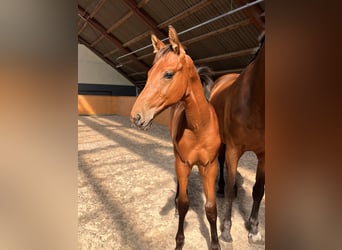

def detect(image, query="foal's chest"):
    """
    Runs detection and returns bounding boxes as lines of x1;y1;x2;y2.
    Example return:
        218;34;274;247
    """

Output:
175;128;217;167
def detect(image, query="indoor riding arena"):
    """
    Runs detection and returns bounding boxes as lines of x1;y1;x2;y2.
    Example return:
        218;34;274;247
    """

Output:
78;0;265;249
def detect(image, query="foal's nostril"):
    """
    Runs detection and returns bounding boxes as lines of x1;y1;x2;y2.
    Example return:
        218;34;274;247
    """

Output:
133;113;142;126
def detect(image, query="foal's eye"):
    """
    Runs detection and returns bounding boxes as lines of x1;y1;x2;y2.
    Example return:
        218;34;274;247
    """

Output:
163;71;174;80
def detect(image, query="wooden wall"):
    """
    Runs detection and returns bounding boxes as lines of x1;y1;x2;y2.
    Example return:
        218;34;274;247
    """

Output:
78;95;170;127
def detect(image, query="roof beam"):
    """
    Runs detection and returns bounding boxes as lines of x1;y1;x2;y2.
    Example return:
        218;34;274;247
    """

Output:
78;0;107;34
183;19;252;45
90;35;104;47
123;31;151;48
128;71;147;77
130;19;252;64
90;0;107;18
92;0;153;52
123;0;213;49
194;47;258;64
213;68;244;75
103;48;120;58
107;11;134;33
236;0;264;32
78;5;149;70
90;11;134;47
158;0;214;29
137;0;151;8
78;6;122;48
121;0;166;38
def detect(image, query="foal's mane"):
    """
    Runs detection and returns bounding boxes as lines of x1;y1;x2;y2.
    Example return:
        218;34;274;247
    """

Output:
153;44;189;65
153;44;173;64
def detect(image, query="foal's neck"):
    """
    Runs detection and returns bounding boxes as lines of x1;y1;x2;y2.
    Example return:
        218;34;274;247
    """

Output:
183;66;211;131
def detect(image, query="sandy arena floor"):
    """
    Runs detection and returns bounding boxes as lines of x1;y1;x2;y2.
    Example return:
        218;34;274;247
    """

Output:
78;115;265;250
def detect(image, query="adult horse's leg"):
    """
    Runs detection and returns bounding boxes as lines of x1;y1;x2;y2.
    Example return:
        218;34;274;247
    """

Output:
221;147;241;242
247;152;265;243
199;161;221;250
217;144;226;197
174;156;190;250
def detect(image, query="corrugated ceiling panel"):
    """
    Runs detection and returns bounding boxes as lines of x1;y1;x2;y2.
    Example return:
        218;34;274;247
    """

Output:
80;25;100;44
112;14;150;44
95;37;116;55
143;0;201;24
78;0;265;86
206;54;255;72
78;0;97;13
95;0;129;30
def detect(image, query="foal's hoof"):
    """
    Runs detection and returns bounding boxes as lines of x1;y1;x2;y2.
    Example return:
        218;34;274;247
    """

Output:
248;231;264;245
175;239;184;249
175;245;183;250
175;234;184;250
211;242;221;250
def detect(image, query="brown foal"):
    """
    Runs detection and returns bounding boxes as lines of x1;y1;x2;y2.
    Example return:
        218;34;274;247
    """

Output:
130;26;221;250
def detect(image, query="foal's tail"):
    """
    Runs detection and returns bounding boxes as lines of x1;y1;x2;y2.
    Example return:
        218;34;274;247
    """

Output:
196;66;214;100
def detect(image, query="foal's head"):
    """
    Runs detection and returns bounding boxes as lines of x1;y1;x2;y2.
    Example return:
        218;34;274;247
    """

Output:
131;25;195;129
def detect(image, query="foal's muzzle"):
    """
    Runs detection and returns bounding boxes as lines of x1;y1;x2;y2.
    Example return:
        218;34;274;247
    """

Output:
131;113;153;130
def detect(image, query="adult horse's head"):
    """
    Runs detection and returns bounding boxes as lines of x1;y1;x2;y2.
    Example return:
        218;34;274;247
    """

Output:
130;25;191;130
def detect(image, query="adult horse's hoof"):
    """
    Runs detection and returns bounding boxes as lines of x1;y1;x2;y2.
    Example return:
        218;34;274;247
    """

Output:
248;231;264;244
220;231;233;242
174;207;179;218
216;188;224;198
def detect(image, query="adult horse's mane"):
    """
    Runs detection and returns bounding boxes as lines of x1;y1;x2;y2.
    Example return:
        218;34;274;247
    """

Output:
197;66;214;100
250;32;265;63
197;66;214;88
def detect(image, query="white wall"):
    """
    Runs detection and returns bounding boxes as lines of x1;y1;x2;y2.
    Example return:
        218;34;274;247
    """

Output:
78;44;133;86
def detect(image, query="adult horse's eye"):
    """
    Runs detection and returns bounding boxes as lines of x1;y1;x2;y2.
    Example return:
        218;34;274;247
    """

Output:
163;71;174;79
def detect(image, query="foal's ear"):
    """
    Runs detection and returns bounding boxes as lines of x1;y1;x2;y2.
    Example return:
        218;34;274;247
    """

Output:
168;25;185;55
151;33;165;53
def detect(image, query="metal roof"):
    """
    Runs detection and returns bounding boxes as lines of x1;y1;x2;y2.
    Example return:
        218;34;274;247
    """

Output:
78;0;265;89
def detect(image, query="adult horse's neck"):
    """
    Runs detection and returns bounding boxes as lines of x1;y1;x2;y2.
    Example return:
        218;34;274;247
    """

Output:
182;61;211;131
238;44;265;112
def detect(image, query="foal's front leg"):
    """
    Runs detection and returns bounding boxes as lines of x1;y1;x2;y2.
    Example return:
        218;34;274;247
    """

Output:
174;157;191;250
199;161;221;250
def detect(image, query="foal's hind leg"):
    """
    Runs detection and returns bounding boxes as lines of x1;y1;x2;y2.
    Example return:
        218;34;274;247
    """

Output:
247;152;265;243
174;157;191;250
221;147;241;242
199;161;221;250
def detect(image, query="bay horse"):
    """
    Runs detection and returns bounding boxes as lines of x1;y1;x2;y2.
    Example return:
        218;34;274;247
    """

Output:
130;26;221;250
209;35;265;243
